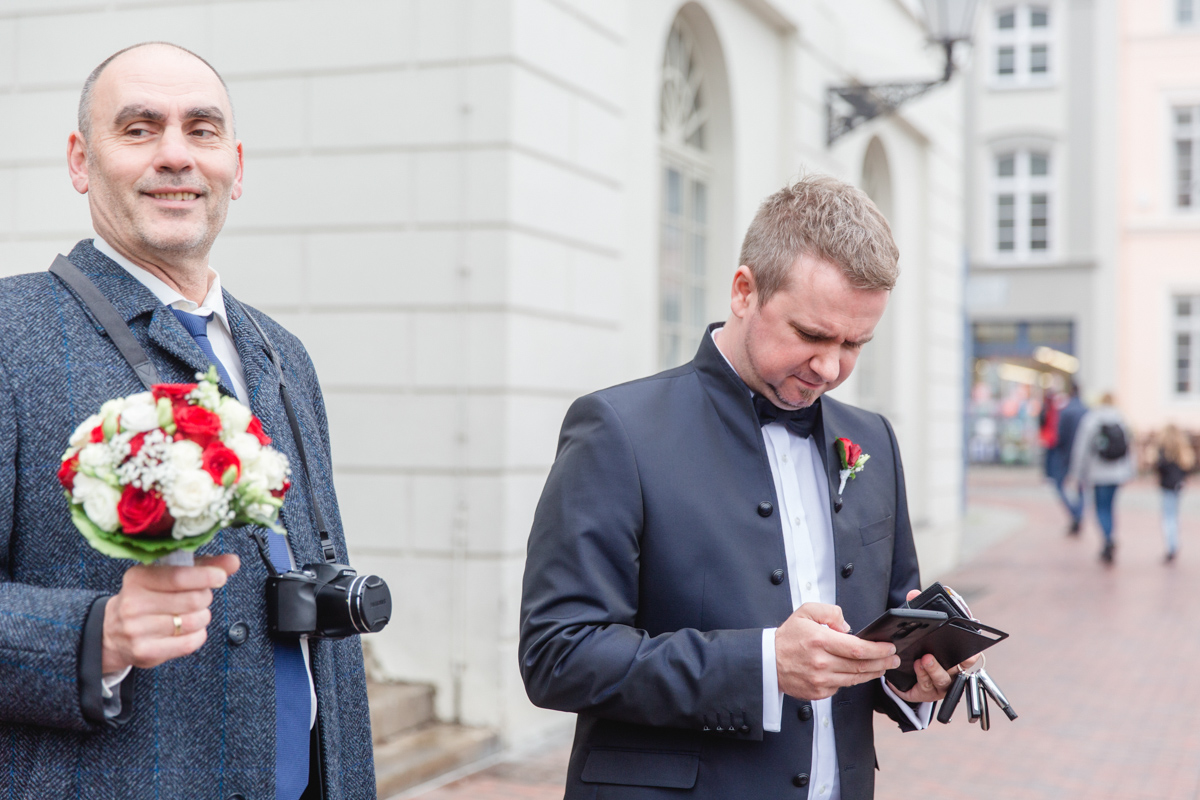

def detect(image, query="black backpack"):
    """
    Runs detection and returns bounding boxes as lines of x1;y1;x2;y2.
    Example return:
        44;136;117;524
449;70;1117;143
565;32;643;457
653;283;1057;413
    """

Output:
1095;423;1128;461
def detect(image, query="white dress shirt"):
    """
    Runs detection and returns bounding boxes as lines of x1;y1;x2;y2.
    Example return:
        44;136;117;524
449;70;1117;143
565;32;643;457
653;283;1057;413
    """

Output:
92;236;318;727
711;329;929;800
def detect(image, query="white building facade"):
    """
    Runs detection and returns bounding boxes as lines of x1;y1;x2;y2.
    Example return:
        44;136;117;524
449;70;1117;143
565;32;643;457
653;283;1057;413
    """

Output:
0;0;968;746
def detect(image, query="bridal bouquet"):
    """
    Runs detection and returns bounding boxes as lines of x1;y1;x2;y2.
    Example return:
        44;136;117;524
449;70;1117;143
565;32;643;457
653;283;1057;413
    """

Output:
58;368;292;564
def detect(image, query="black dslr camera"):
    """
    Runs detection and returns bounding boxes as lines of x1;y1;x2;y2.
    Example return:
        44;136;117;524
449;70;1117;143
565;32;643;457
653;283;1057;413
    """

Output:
266;561;392;639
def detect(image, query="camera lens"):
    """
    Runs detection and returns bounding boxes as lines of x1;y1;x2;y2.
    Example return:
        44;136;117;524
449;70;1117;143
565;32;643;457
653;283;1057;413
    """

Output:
349;574;392;633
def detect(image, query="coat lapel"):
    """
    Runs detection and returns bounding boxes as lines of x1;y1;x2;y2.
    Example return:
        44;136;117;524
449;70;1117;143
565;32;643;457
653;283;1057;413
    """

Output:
817;398;865;615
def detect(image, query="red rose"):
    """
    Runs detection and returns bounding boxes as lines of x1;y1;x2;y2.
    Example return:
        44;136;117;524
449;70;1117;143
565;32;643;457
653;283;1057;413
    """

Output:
836;437;863;467
152;383;197;404
201;441;241;485
116;485;173;535
271;480;291;499
246;416;272;446
57;454;80;491
89;424;105;443
174;404;223;448
127;432;147;459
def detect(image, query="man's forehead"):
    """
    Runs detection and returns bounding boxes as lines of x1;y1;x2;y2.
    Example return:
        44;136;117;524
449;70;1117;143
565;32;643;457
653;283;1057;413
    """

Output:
92;46;231;119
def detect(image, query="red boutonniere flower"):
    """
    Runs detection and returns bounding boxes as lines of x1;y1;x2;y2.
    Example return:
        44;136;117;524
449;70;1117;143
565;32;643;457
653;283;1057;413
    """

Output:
834;437;870;504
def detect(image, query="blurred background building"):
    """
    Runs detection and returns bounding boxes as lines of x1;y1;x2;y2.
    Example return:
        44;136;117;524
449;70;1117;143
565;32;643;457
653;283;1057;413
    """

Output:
0;0;1036;790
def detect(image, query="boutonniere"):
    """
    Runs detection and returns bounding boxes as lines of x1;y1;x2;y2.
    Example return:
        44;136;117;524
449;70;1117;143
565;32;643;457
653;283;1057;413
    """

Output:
834;437;870;511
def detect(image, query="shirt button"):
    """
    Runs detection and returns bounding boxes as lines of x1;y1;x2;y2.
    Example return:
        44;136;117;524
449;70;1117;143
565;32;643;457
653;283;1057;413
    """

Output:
794;517;802;526
805;582;813;591
782;454;789;463
822;716;830;728
820;785;829;795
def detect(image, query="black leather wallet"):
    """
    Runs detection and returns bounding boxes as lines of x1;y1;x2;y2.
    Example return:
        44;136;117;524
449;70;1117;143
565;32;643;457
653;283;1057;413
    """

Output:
884;582;1009;692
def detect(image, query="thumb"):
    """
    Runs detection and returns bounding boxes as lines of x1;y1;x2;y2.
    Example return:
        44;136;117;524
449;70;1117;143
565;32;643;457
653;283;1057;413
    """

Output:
906;589;920;603
793;602;850;633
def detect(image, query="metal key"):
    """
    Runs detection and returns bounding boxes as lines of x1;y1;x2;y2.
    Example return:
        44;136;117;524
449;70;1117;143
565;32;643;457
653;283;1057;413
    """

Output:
966;673;982;723
979;679;991;731
978;668;1018;721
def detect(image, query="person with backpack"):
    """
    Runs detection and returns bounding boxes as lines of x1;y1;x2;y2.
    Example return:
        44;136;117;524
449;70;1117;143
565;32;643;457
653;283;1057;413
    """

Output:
1155;425;1196;562
1066;393;1136;563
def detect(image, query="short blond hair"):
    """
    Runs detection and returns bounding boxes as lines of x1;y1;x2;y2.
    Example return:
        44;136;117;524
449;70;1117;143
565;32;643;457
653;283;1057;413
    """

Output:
739;175;900;303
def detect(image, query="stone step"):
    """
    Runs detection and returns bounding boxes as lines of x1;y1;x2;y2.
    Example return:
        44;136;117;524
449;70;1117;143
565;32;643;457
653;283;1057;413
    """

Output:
374;723;501;799
367;682;436;744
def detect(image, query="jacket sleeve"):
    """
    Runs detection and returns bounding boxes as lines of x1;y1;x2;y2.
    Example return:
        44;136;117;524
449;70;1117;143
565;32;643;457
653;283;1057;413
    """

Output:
0;358;111;731
873;414;925;731
518;393;764;736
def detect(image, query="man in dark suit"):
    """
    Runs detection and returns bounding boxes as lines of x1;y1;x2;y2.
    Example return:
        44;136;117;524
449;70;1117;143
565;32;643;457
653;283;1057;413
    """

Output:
1047;383;1088;534
0;43;374;798
520;176;966;799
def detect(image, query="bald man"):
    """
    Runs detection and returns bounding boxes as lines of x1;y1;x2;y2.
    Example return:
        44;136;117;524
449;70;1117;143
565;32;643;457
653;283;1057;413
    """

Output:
0;43;374;799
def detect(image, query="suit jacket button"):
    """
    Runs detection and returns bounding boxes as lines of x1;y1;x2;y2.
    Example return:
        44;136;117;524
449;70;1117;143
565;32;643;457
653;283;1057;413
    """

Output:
739;723;750;734
227;622;249;646
770;569;785;585
226;795;246;800
798;704;813;721
757;501;773;517
793;773;809;787
841;563;854;578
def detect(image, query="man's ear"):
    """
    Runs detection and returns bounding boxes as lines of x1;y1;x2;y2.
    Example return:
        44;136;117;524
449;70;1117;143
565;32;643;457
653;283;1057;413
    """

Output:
230;140;244;201
729;265;757;319
67;132;89;195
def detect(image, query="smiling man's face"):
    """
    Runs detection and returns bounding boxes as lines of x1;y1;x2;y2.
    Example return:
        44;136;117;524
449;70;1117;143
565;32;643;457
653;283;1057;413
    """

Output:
69;44;243;269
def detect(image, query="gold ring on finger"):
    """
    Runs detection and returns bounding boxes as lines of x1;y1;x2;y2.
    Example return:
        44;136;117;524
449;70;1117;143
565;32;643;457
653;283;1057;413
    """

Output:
173;615;183;637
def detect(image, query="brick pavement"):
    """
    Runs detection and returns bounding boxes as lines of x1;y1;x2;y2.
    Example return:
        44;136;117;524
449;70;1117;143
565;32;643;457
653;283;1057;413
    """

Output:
408;467;1199;800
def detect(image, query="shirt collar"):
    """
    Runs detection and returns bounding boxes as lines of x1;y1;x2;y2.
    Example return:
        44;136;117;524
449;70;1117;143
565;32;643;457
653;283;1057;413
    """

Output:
92;235;232;334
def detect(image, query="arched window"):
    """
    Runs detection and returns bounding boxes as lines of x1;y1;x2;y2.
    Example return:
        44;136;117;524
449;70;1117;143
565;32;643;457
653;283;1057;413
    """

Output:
658;18;711;369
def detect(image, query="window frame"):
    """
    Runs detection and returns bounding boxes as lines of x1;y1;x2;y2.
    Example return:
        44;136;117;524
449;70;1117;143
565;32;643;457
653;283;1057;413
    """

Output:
1177;0;1196;27
1173;104;1200;210
991;3;1057;88
1171;294;1200;399
991;147;1056;261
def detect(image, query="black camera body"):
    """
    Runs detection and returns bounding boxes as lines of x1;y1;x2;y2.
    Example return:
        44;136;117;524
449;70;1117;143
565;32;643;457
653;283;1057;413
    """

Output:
266;562;392;639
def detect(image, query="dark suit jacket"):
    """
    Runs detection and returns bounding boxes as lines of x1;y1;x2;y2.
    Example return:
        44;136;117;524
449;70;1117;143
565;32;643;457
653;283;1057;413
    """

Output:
519;325;921;800
0;241;375;799
1047;397;1087;481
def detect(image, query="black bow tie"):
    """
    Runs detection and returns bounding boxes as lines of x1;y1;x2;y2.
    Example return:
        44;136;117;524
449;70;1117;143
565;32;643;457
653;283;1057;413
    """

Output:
753;394;820;439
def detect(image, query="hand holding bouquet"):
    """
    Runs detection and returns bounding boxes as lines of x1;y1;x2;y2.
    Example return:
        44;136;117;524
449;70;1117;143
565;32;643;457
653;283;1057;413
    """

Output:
58;368;292;564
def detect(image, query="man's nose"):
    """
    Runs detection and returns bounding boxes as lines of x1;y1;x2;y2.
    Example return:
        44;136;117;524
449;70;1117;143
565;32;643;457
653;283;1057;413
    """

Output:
809;347;840;384
153;127;195;173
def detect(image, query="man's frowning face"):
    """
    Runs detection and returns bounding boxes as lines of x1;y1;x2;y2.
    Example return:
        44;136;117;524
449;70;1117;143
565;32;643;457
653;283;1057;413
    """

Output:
69;45;242;265
738;254;889;409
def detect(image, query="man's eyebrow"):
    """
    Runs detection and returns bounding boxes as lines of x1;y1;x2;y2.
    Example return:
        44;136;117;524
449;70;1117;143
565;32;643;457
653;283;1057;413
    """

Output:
791;322;873;347
185;106;228;130
112;105;166;127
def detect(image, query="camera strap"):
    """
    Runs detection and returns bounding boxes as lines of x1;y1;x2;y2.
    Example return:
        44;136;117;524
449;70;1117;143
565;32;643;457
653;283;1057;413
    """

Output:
49;256;339;564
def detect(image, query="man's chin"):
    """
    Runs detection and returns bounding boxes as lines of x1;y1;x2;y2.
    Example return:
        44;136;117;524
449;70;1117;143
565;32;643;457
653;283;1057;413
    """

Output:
769;385;820;409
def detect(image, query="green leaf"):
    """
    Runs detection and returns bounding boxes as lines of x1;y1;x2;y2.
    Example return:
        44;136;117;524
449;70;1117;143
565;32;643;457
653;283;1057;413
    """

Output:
69;503;218;565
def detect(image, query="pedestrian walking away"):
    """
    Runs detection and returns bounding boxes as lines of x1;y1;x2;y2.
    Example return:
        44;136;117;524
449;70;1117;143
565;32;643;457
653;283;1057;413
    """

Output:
1066;393;1136;564
1155;424;1195;562
1046;382;1087;535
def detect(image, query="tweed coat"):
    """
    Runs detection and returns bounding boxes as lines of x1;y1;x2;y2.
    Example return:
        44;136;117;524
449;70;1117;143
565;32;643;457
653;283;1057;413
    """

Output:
0;240;376;799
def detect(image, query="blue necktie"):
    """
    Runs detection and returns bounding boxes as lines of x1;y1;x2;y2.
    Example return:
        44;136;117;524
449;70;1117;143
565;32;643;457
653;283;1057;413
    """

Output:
170;307;312;800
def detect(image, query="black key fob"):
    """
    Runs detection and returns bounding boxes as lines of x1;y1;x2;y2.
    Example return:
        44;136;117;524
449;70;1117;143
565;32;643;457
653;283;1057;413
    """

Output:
937;671;968;724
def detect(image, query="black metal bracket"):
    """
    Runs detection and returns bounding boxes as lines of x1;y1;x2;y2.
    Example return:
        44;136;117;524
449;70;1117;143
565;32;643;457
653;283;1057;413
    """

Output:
825;40;956;146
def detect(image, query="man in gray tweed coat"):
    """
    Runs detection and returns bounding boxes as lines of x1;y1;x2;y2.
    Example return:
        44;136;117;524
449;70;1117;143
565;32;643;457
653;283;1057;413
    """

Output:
0;43;375;799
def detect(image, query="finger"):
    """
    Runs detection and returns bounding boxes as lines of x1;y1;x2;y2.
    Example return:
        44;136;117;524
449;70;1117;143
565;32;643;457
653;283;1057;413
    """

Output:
127;628;209;670
121;608;212;641
919;654;953;690
118;588;214;618
827;653;902;676
906;589;920;602
196;553;240;576
822;630;897;661
793;603;850;633
125;563;232;593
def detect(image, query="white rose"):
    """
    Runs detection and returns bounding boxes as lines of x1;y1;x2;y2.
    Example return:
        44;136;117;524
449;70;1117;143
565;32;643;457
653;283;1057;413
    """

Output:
119;402;160;433
248;448;289;492
226;432;262;467
69;414;105;449
172;510;222;540
78;443;114;470
217;397;253;437
165;468;221;520
169;440;204;472
72;474;121;532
